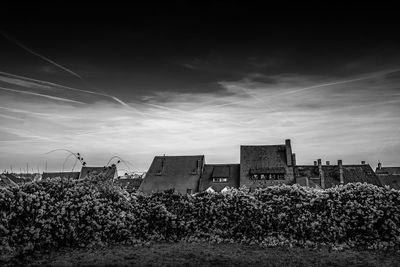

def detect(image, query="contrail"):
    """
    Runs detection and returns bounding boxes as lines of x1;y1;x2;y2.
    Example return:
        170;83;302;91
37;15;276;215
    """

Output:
276;68;400;97
0;33;134;110
0;86;85;104
0;114;24;121
0;71;136;109
0;31;83;79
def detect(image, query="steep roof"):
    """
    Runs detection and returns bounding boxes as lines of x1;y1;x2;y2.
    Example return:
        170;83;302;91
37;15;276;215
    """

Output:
376;167;400;175
139;155;204;194
79;166;117;180
199;164;240;192
295;164;381;188
114;178;143;192
42;172;80;180
241;145;289;168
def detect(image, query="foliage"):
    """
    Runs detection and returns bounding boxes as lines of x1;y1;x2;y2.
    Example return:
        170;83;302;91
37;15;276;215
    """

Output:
1;179;400;255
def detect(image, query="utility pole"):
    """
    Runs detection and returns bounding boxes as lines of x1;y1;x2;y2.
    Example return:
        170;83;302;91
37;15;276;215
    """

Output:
10;165;13;173
45;161;47;172
26;163;29;174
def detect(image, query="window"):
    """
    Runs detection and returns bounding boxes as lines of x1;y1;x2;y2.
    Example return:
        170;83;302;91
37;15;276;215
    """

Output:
250;173;284;180
212;177;228;182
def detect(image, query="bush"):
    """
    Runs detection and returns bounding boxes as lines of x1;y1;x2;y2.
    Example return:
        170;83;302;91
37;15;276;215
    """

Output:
1;179;399;254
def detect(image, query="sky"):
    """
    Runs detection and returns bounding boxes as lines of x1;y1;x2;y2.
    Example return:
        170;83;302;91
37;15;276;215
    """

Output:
0;2;399;173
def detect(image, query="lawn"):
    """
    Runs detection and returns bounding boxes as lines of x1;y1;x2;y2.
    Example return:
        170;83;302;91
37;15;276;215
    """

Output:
2;242;399;267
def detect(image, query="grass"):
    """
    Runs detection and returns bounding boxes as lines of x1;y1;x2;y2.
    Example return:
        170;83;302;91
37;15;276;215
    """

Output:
2;242;400;267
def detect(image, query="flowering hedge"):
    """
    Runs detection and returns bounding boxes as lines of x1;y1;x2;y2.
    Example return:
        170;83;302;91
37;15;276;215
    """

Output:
1;178;399;254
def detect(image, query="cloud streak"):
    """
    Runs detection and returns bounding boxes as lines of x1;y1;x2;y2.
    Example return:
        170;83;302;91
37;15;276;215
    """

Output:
0;67;399;172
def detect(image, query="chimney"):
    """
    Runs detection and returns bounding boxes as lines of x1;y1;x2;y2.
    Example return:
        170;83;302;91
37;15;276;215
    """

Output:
318;159;325;189
378;162;382;170
285;139;293;166
338;160;344;185
361;161;366;165
292;153;297;166
314;161;317;166
326;161;330;166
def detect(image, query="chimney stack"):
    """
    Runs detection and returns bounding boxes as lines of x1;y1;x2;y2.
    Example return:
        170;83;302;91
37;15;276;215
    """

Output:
361;161;366;165
314;161;317;166
326;161;330;166
378;162;382;170
285;139;293;166
318;159;325;189
338;160;344;185
292;153;296;166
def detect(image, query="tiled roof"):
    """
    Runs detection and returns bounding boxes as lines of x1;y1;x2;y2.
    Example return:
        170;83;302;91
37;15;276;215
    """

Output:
199;164;240;192
295;164;381;188
139;155;204;194
241;145;288;167
79;166;117;180
250;167;286;174
42;172;80;180
376;167;400;175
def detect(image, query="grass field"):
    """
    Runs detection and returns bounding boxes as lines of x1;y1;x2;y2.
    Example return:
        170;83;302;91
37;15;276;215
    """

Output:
2;242;400;267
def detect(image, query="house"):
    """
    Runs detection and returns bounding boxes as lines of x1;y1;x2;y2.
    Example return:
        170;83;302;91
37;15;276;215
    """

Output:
199;164;240;192
79;166;118;180
240;139;296;189
375;162;400;190
295;160;381;189
42;172;80;180
139;155;204;194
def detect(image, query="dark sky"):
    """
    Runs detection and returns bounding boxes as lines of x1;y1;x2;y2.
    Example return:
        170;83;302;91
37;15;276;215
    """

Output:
1;2;400;172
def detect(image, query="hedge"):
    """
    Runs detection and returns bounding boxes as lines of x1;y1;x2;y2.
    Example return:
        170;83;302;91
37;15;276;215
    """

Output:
1;177;399;254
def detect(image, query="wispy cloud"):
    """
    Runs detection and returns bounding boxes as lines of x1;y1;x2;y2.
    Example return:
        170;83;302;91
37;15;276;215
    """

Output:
1;67;399;171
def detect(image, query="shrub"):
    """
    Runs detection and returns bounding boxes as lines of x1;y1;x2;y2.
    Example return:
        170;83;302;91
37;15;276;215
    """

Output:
1;179;399;254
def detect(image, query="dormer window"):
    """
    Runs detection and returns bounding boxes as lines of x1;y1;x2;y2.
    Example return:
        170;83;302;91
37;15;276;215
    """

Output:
213;177;228;182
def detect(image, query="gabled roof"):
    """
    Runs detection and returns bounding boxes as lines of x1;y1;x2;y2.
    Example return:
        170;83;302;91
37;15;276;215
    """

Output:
295;164;381;188
199;164;240;192
139;155;204;194
42;172;80;180
376;167;400;175
79;166;117;180
241;144;289;167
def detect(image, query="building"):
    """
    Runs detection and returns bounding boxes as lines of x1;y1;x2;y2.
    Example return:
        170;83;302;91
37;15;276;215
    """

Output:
199;164;240;192
138;139;386;194
79;166;118;180
139;155;204;194
240;139;295;189
295;160;381;189
375;162;400;190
